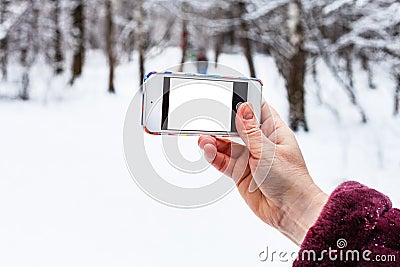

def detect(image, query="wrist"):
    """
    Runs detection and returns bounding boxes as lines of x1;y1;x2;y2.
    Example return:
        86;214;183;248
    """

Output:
277;180;328;246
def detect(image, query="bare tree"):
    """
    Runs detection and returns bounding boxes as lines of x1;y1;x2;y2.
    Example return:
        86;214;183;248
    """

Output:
125;0;176;85
249;1;308;130
302;1;368;123
360;50;376;90
394;66;400;115
303;0;400;121
118;0;135;61
214;33;223;68
69;0;85;85
237;1;256;78
134;0;167;85
135;0;146;85
0;0;10;80
178;2;189;72
105;0;115;93
31;0;39;55
285;0;308;131
51;0;64;75
18;0;37;100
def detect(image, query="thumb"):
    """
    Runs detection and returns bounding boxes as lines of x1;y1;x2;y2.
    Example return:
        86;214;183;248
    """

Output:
236;103;273;159
236;103;276;192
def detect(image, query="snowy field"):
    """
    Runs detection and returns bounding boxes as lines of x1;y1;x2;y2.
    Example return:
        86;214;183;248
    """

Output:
1;47;399;266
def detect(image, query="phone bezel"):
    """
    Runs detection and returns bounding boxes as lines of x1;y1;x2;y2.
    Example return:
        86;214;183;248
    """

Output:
142;72;263;136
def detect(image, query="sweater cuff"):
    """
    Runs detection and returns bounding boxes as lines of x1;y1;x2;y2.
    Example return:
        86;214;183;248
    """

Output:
297;181;392;262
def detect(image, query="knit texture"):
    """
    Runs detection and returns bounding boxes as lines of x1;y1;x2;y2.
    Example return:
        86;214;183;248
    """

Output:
293;181;400;266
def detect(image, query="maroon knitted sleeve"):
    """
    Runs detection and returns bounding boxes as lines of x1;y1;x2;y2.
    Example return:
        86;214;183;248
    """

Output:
293;181;400;266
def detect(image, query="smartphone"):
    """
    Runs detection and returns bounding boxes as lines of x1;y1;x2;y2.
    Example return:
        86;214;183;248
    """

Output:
142;71;263;136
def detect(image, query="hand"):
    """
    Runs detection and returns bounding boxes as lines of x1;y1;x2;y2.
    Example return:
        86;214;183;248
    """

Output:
198;102;328;245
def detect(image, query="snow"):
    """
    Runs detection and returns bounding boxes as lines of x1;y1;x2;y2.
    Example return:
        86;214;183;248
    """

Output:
0;2;29;40
0;47;399;266
244;0;288;20
323;0;353;15
288;1;301;47
332;1;400;52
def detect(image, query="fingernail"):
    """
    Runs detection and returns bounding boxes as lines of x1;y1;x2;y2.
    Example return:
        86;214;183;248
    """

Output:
203;144;216;163
242;103;254;120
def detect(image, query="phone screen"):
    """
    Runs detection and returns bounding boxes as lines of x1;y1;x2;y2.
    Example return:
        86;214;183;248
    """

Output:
161;77;248;133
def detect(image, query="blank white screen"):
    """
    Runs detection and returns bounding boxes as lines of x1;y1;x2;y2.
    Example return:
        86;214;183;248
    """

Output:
168;78;233;132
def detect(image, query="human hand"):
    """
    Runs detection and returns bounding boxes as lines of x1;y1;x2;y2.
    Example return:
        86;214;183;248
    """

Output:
198;102;328;245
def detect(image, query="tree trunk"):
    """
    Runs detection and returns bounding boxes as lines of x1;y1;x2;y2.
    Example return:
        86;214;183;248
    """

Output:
139;48;145;85
18;0;36;101
345;50;354;90
287;52;307;131
286;0;308;131
31;1;39;55
105;0;115;94
70;0;85;85
122;0;135;62
136;0;146;86
179;19;188;72
19;35;29;101
52;0;64;74
127;31;135;62
20;72;29;101
394;72;400;116
360;52;376;89
238;2;256;78
87;3;100;49
0;0;9;80
214;34;223;68
312;57;323;104
178;2;189;72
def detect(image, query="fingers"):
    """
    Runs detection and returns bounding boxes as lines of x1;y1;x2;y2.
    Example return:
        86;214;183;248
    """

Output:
198;135;243;158
203;143;217;162
235;103;275;160
198;135;216;149
198;136;237;175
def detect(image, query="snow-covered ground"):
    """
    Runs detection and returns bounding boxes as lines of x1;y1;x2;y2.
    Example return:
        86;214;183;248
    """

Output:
0;47;399;266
